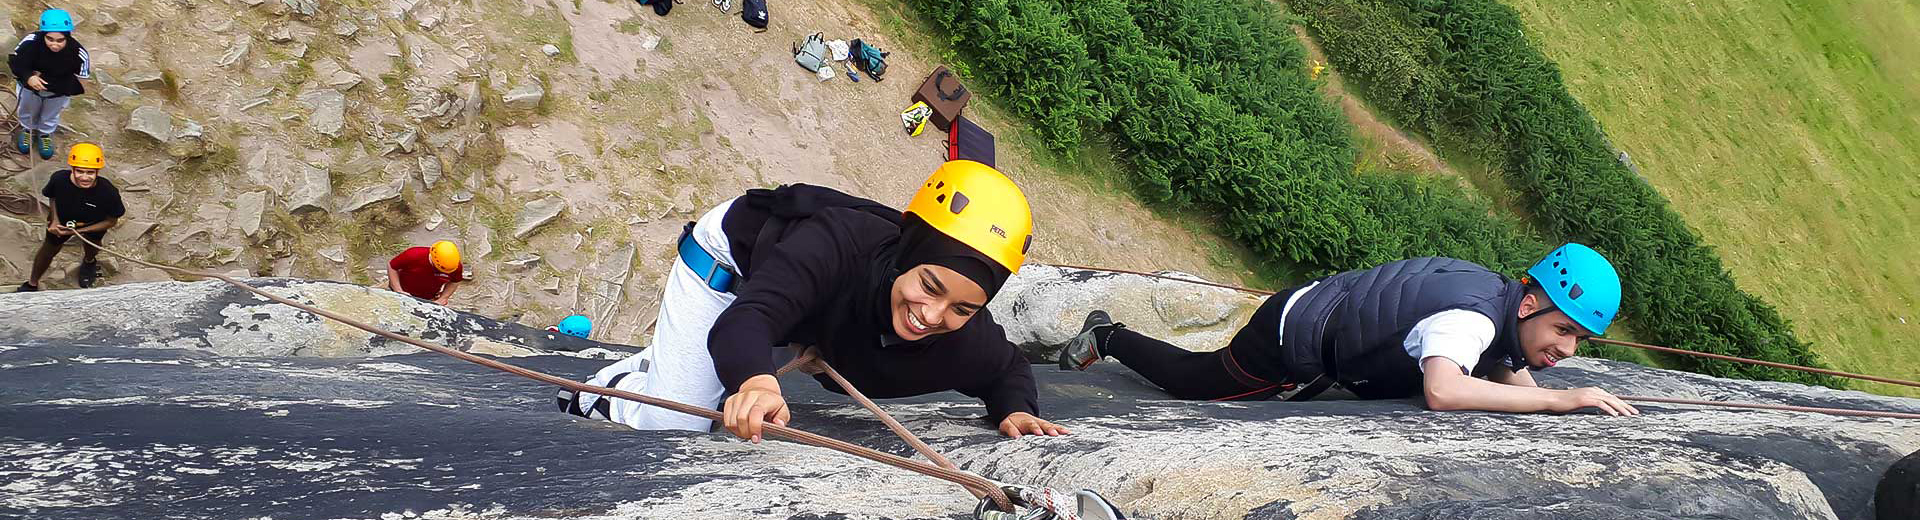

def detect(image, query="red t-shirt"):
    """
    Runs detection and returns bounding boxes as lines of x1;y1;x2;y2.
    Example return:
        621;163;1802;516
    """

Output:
389;246;465;300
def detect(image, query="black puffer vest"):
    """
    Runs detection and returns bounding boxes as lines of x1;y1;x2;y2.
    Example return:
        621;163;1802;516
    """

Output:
1277;257;1528;399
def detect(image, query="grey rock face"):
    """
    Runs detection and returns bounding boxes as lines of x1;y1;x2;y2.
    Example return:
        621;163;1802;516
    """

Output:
513;195;565;238
125;107;172;143
2;275;1917;520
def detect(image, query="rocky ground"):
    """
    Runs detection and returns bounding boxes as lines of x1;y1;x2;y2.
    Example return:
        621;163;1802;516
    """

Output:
3;272;1918;519
0;0;1258;346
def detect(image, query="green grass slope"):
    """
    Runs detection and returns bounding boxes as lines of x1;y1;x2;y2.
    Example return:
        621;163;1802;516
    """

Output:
1502;0;1920;395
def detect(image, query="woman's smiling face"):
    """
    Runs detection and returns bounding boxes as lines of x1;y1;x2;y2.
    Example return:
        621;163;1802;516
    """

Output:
888;264;986;341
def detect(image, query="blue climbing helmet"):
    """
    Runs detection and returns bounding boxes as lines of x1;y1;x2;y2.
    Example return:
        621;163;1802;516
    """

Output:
1525;243;1621;335
39;9;76;33
556;315;592;339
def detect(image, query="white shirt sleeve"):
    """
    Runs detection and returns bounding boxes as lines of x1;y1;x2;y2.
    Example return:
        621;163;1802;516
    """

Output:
1403;309;1498;375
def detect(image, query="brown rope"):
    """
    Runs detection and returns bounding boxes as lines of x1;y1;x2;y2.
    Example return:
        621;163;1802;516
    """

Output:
69;233;1014;511
1044;263;1920;390
1620;396;1920;420
1591;338;1920;389
776;347;964;473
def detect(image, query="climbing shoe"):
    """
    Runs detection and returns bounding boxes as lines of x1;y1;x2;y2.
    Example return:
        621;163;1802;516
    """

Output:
1058;310;1119;371
13;129;28;155
76;261;100;289
13;282;38;293
34;132;54;160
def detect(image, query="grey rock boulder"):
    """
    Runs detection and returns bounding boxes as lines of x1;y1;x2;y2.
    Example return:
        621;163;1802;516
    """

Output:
416;155;444;188
167;119;208;158
991;264;1264;362
298;89;347;138
217;38;251;68
0;279;620;358
285;163;332;215
502;83;544;110
283;0;318;17
123;69;166;90
513;195;565;239
230;191;268;237
125;106;172;143
100;84;140;106
341;180;404;213
92;10;120;35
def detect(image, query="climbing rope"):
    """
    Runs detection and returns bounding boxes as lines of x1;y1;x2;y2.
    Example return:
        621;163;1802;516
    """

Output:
1044;263;1920;419
66;233;1015;511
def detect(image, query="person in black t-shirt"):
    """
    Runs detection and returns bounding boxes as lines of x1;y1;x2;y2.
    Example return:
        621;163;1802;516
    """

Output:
17;142;122;292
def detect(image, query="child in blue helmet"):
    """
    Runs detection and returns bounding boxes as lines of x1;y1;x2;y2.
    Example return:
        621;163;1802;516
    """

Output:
1060;244;1641;416
8;9;91;160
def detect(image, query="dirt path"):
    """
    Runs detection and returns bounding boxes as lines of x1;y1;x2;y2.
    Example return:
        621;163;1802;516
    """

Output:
1290;26;1459;178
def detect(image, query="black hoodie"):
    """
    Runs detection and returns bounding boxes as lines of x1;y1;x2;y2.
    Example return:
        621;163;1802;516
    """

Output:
707;198;1038;424
9;32;89;97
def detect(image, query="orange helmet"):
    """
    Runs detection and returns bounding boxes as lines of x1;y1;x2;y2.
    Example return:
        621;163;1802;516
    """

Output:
428;241;461;273
69;142;105;169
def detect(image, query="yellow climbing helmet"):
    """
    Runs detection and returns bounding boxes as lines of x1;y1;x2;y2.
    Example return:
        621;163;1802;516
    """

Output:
428;241;461;274
68;142;105;169
904;160;1032;273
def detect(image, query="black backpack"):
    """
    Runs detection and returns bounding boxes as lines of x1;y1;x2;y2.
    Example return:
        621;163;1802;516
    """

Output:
742;0;768;29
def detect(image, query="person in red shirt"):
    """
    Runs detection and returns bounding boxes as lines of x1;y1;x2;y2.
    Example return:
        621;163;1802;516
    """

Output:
383;240;464;305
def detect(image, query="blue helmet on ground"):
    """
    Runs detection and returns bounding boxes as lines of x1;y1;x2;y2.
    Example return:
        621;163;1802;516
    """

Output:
557;314;592;339
1526;243;1621;335
39;9;76;33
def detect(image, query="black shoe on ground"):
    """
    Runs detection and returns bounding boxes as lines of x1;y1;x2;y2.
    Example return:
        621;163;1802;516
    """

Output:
14;282;39;292
76;262;100;288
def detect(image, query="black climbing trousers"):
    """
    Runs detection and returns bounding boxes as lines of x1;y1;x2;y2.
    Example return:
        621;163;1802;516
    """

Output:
1103;287;1297;401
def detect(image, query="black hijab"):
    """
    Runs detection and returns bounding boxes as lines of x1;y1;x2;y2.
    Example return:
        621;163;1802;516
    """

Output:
893;213;1010;300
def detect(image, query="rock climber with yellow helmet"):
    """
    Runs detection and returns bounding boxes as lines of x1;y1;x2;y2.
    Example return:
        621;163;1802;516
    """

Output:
560;160;1070;441
382;240;465;306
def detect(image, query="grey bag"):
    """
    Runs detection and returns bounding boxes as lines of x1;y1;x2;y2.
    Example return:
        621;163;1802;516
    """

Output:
793;32;827;72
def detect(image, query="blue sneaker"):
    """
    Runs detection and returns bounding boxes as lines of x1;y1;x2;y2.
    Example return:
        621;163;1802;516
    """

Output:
35;132;54;160
13;129;27;155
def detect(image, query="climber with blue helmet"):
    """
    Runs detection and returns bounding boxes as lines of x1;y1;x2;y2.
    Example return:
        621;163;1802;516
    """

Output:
550;315;592;339
1060;244;1641;416
9;9;93;160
